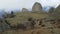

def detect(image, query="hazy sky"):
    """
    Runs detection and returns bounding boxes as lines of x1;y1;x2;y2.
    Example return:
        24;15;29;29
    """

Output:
0;0;60;10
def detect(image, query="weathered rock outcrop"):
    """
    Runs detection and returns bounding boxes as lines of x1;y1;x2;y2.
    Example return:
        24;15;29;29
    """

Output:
22;8;28;12
32;2;42;12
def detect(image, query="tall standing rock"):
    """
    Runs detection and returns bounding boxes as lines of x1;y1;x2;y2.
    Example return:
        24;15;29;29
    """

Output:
32;2;42;12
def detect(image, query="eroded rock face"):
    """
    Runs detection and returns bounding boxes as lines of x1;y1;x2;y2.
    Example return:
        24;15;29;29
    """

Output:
22;8;28;12
32;2;42;12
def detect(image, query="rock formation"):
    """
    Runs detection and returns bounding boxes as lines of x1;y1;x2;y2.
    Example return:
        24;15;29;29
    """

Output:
22;8;28;12
48;5;60;20
32;2;42;12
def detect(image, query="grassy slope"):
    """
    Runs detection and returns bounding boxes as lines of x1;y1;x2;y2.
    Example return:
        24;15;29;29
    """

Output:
4;11;60;34
6;11;48;25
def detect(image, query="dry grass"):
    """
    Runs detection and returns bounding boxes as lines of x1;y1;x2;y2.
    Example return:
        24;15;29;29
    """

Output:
4;27;60;34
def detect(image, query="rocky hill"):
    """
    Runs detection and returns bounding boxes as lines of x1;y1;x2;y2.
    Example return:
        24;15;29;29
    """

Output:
0;2;60;34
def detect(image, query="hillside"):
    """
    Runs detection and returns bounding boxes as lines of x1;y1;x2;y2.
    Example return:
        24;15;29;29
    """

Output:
5;11;48;25
0;2;60;34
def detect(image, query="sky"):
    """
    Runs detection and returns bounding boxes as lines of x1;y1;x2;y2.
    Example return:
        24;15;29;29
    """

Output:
0;0;60;10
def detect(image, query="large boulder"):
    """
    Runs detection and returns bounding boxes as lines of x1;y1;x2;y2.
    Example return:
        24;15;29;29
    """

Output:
32;2;42;12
